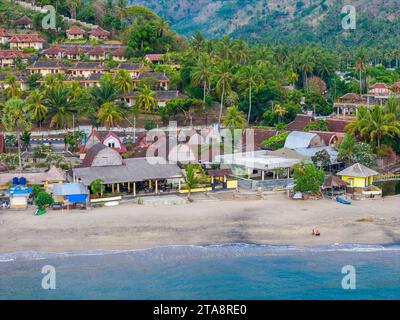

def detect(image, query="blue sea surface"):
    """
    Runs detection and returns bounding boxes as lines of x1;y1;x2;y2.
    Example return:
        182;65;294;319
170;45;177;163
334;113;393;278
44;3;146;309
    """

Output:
1;243;400;300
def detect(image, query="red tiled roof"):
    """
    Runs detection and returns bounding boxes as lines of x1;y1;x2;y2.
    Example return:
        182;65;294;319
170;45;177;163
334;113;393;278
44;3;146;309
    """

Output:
15;16;32;25
43;46;64;55
242;129;279;151
87;46;107;55
111;47;125;57
287;115;315;131
89;27;110;37
390;82;400;89
9;34;45;43
326;119;351;133
308;131;345;145
339;93;364;101
0;28;11;37
144;53;163;61
369;83;388;89
67;25;85;35
0;50;29;59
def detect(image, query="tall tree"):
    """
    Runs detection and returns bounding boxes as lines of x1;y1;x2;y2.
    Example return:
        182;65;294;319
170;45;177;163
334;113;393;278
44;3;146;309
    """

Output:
1;98;32;170
136;85;157;112
98;102;124;127
237;65;264;125
213;60;233;126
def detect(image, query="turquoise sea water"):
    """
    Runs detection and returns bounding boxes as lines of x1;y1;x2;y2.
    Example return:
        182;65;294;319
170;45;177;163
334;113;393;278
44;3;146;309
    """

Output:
1;244;400;300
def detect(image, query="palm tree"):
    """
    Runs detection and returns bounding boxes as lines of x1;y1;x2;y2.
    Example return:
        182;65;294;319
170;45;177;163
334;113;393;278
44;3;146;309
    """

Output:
224;105;247;131
213;60;233;125
346;105;369;138
114;70;133;94
27;89;48;125
45;85;75;129
136;85;157;112
191;54;212;107
98;102;124;127
90;179;105;198
237;65;264;125
91;73;118;109
1;98;32;171
297;48;315;89
360;105;400;149
182;163;202;201
4;75;21;98
386;95;400;120
274;104;287;123
66;0;82;19
355;48;368;94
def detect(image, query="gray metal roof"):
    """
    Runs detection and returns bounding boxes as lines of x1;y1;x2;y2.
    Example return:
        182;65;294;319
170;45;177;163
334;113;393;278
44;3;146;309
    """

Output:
337;163;379;178
284;131;318;149
294;147;340;164
73;157;182;185
52;183;89;196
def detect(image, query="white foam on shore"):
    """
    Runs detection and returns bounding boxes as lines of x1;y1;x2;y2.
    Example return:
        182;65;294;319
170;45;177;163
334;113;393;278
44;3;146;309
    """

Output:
1;243;400;264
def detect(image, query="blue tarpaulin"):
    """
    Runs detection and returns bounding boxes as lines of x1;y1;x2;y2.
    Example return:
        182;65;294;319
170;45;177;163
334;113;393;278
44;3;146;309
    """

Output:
67;194;87;203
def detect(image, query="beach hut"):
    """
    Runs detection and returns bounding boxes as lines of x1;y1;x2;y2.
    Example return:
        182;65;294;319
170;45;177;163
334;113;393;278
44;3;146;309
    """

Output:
322;175;349;198
337;163;379;188
52;183;89;206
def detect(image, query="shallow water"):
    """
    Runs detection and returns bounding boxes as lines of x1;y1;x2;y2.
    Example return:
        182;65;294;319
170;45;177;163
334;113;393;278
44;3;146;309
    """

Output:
1;243;400;300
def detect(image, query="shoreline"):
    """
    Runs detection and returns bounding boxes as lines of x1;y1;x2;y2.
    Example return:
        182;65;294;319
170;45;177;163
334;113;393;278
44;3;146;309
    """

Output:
0;194;399;255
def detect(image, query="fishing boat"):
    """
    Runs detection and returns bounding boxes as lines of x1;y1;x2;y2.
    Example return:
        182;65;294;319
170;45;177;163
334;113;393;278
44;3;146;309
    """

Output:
336;197;351;205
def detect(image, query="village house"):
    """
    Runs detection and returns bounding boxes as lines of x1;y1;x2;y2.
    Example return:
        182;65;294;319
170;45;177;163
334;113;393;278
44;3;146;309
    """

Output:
64;46;86;60
112;63;144;78
72;144;183;197
333;93;368;117
79;129;127;158
0;50;29;67
42;46;65;59
0;28;11;45
110;47;127;62
9;34;45;50
66;25;86;40
27;61;66;76
0;73;29;91
87;46;108;61
65;73;103;87
68;62;106;78
134;72;170;90
365;83;393;106
89;27;110;41
15;16;33;29
144;53;164;64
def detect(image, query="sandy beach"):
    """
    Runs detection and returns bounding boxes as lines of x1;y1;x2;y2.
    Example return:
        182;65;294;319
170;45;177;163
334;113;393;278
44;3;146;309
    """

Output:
0;193;399;254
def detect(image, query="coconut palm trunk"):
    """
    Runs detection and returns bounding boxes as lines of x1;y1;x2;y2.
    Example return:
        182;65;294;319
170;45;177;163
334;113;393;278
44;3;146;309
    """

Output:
17;130;22;171
218;82;225;125
247;83;252;125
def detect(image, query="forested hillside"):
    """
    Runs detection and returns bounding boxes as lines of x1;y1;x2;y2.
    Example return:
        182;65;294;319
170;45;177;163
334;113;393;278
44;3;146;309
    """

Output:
128;0;400;50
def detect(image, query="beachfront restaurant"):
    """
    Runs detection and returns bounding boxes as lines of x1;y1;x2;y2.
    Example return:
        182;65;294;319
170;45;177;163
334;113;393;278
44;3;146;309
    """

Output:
71;144;183;197
215;149;311;181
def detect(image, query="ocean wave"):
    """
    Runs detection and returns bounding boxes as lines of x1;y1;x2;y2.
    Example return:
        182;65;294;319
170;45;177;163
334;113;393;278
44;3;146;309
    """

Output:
1;243;400;264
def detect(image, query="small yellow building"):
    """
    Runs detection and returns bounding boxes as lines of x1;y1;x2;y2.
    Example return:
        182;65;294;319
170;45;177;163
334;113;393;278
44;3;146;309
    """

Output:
337;163;379;188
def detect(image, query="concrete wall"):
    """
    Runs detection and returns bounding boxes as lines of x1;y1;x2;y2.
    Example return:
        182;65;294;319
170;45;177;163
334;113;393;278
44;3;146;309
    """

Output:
237;176;294;191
